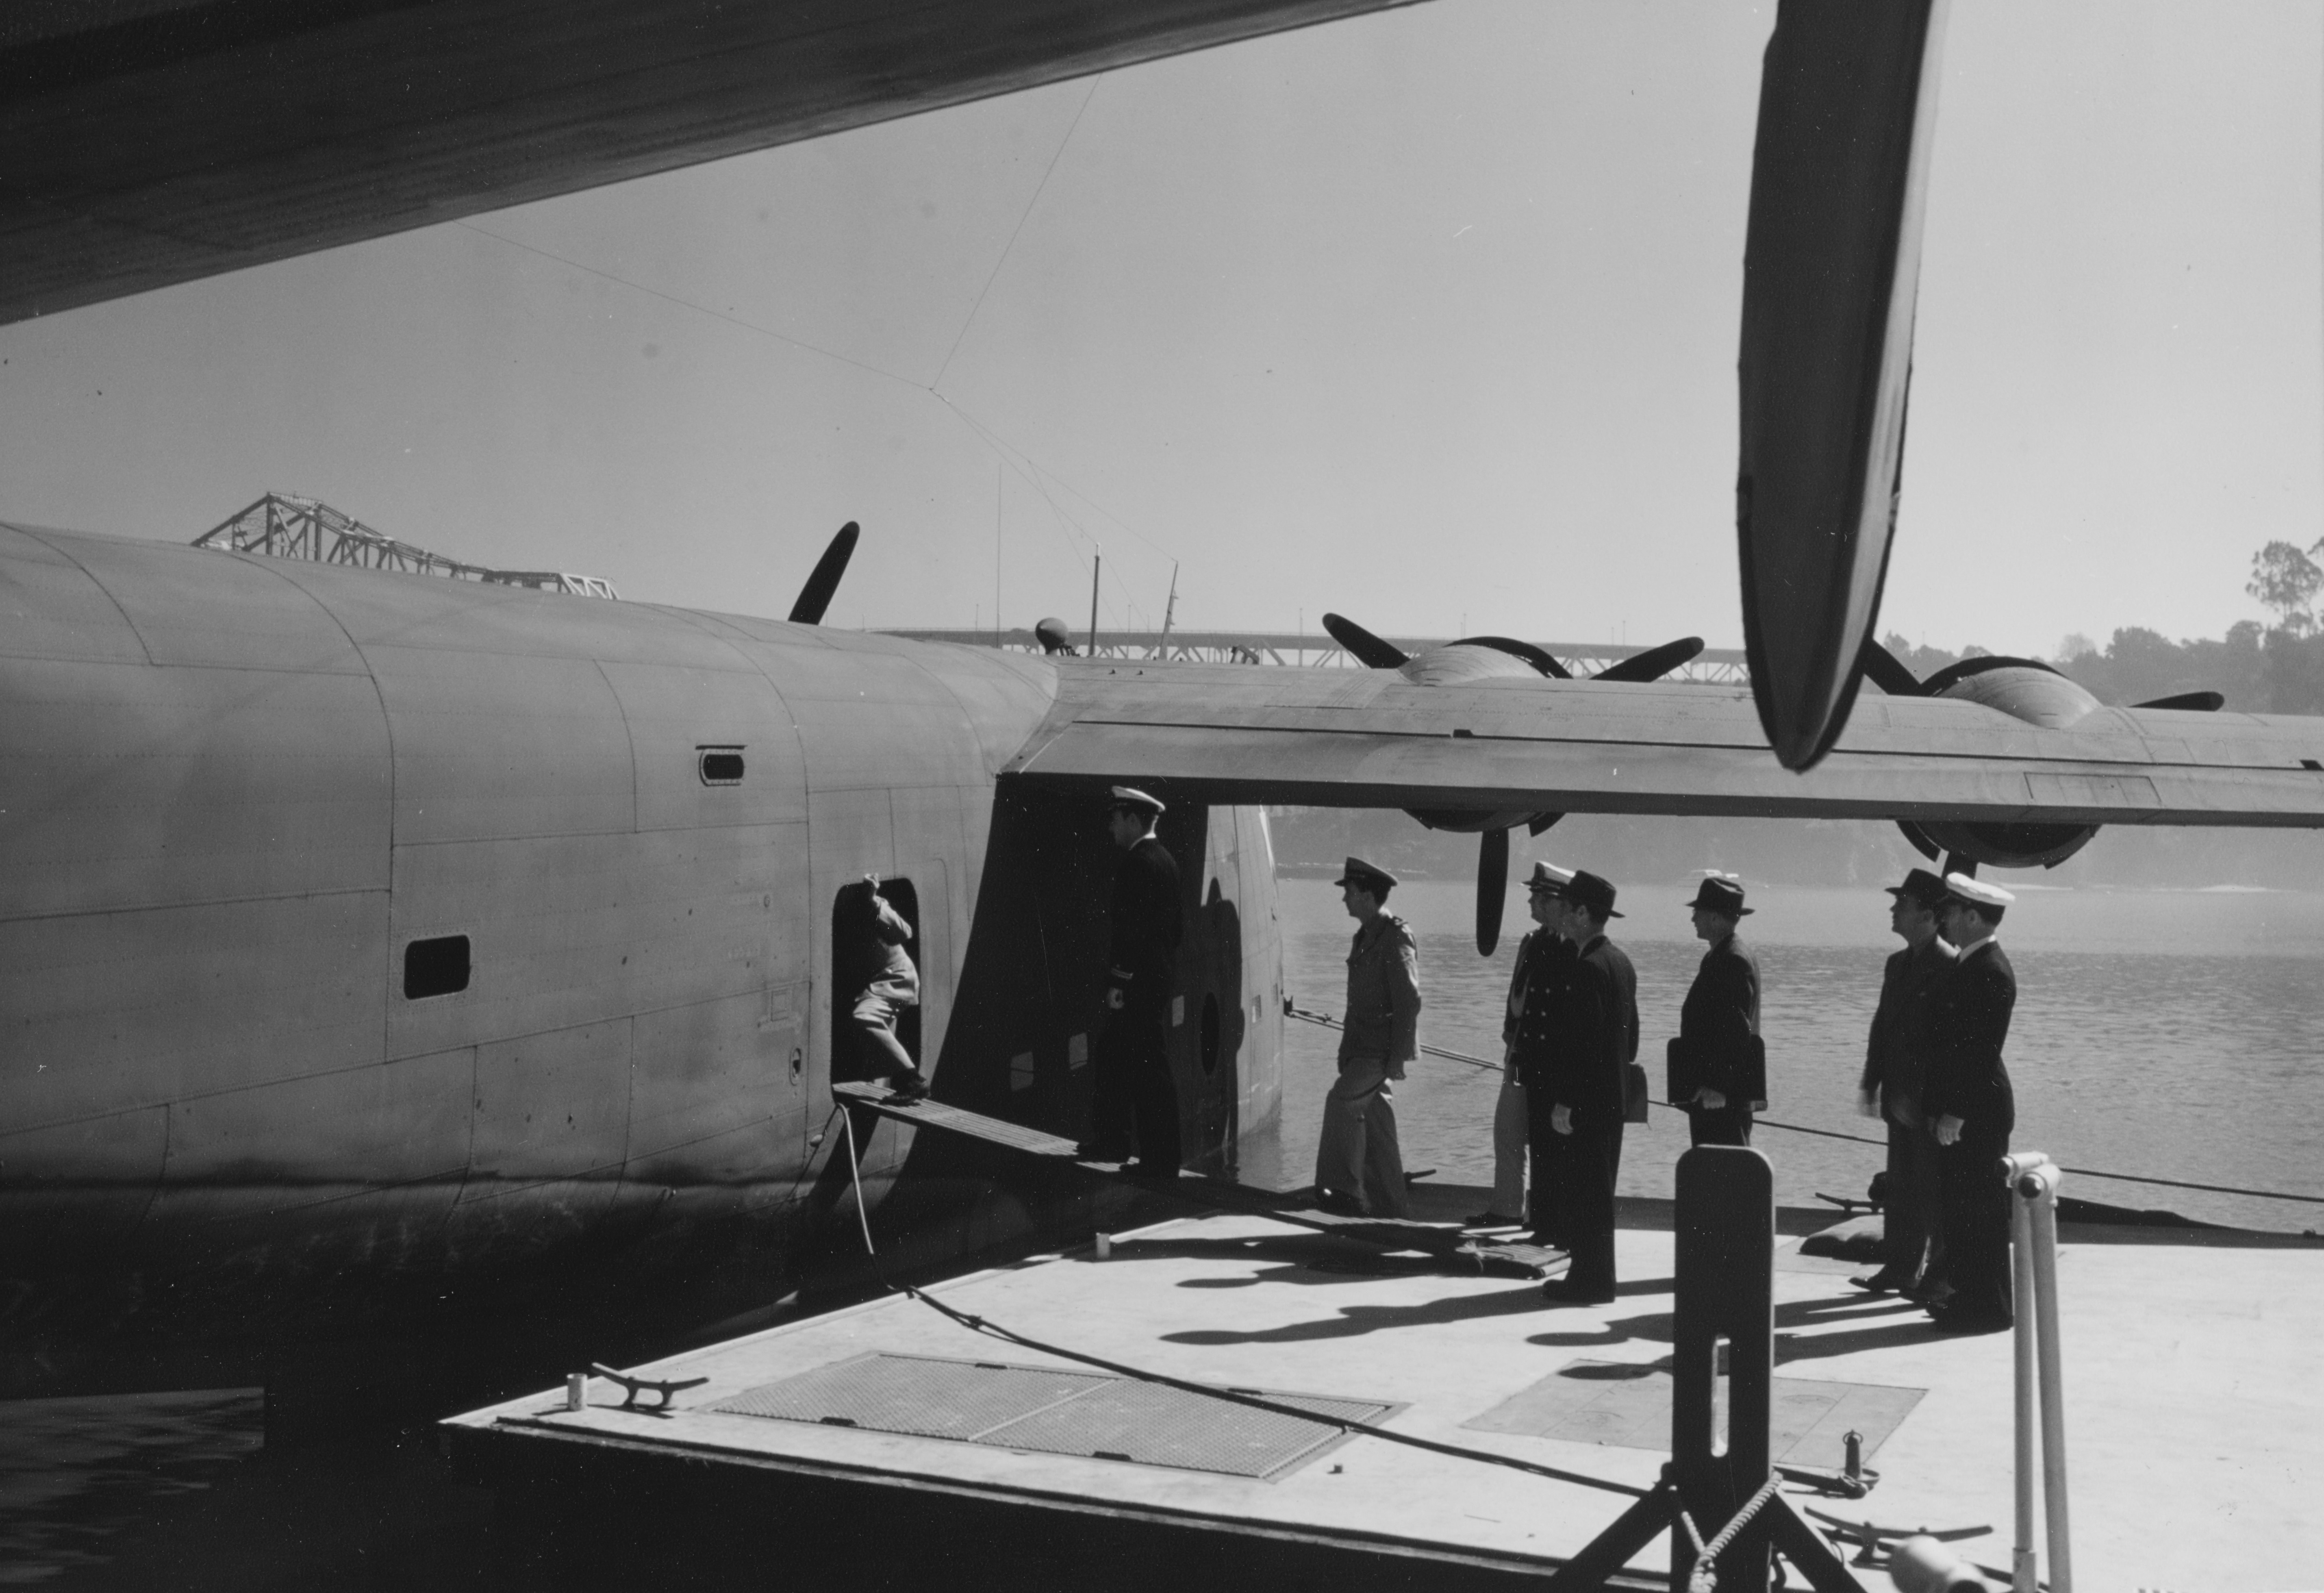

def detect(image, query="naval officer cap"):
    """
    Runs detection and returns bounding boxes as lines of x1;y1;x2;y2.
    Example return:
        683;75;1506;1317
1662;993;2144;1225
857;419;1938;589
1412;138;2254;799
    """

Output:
1943;873;2016;910
1884;867;1950;910
1685;873;1752;916
1564;869;1623;919
1107;785;1165;817
1334;856;1399;897
1526;860;1576;895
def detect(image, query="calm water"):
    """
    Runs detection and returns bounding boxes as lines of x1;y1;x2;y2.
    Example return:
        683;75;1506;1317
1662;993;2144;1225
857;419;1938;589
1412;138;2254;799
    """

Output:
1272;878;2324;1234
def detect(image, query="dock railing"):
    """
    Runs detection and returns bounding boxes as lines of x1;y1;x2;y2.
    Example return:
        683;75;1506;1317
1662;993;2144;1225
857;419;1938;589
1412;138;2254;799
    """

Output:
2001;1152;2071;1593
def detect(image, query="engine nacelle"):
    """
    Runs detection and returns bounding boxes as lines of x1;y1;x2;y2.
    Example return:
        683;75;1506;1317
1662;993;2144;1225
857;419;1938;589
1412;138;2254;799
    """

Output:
1398;642;1563;835
1901;656;2105;868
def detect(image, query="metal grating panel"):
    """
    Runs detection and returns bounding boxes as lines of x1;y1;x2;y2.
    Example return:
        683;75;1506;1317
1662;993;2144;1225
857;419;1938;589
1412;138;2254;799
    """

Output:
1463;1359;1923;1470
714;1353;1396;1480
712;1353;1104;1440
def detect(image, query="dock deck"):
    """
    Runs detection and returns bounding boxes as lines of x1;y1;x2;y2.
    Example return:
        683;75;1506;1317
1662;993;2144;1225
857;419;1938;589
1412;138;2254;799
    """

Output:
446;1189;2324;1591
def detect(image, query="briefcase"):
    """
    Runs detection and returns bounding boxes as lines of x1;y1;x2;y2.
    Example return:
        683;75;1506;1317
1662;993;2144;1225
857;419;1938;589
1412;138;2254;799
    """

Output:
1623;1062;1650;1124
1741;1033;1768;1108
1665;1035;1697;1105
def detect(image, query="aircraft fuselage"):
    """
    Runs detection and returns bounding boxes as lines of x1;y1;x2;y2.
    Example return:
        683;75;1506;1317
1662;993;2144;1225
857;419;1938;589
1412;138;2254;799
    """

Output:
0;524;1284;1388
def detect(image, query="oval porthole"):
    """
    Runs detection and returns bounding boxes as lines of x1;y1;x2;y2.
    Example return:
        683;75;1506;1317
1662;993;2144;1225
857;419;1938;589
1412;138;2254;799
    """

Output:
698;746;745;785
1199;993;1221;1076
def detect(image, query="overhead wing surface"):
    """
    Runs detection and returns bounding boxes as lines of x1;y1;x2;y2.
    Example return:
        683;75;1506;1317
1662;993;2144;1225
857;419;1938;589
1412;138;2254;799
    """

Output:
1003;662;2324;827
3;0;1421;327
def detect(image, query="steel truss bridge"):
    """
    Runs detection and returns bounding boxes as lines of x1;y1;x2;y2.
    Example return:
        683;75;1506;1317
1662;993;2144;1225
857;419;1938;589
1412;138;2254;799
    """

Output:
882;628;1750;684
193;493;620;600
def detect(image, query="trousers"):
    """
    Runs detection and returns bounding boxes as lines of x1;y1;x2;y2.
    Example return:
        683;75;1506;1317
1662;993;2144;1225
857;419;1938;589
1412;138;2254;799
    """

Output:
1553;1111;1624;1294
1938;1127;2013;1321
1090;1000;1180;1171
1883;1109;1944;1281
1491;1067;1529;1220
1315;1056;1410;1217
847;992;917;1080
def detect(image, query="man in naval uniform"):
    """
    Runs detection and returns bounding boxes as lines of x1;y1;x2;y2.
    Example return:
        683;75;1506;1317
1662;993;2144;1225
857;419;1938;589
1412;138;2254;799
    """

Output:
1316;856;1418;1218
1675;874;1763;1147
1475;861;1575;1232
1082;786;1184;1180
1852;867;1955;1297
1528;869;1636;1304
1922;873;2018;1332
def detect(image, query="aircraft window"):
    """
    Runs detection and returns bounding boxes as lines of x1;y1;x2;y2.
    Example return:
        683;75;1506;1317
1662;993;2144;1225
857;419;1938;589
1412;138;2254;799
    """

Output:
698;746;746;785
832;878;921;1077
404;935;471;1000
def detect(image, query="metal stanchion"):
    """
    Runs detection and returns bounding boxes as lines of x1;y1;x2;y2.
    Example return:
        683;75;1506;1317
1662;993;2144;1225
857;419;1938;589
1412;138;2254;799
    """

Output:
2009;1183;2037;1593
1999;1152;2071;1593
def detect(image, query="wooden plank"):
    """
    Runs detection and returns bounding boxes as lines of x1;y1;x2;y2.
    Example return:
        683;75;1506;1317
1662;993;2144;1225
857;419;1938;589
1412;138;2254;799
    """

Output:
832;1082;1561;1278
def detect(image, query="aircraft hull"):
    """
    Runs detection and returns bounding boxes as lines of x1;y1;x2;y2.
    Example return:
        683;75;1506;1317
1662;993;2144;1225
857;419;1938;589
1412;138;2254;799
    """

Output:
0;524;1283;1393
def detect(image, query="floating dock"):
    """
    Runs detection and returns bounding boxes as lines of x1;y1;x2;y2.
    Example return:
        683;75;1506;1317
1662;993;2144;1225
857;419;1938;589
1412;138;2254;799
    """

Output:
446;1158;2324;1592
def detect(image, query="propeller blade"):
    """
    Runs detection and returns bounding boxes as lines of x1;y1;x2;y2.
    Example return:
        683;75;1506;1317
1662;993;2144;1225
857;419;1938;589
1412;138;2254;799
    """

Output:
1321;613;1409;670
1476;827;1510;956
2133;690;2224;713
788;521;860;625
1859;636;1926;698
1736;1;1948;770
1592;636;1704;684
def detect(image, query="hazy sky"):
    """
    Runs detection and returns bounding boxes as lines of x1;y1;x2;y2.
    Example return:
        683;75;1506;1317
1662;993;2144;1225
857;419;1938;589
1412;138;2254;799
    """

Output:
2;1;2319;657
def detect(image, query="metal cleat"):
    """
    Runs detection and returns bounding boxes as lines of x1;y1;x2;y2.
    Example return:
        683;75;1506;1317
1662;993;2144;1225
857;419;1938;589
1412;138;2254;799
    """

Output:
586;1363;710;1413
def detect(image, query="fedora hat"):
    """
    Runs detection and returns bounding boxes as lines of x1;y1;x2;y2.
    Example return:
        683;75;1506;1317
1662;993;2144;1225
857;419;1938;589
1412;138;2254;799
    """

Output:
1883;867;1948;910
1685;875;1751;916
1564;869;1622;919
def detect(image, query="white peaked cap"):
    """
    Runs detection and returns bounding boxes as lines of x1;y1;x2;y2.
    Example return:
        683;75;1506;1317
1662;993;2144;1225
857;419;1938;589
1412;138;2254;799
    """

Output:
1944;873;2016;908
1527;860;1576;889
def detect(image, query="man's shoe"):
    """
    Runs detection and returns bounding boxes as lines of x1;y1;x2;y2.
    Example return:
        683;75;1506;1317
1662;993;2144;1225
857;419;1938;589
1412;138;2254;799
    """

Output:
1927;1304;2011;1335
1463;1211;1524;1229
885;1071;929;1101
1074;1141;1131;1162
1849;1268;1913;1295
1314;1190;1368;1218
1125;1161;1179;1183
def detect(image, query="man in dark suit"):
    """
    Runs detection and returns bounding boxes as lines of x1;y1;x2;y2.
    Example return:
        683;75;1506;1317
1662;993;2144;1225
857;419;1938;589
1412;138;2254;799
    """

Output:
1526;869;1636;1305
1675;874;1762;1147
1853;867;1955;1297
1081;785;1184;1180
1922;872;2018;1332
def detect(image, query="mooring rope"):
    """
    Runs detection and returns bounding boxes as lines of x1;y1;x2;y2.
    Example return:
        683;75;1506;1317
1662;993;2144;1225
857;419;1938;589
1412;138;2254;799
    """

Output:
1284;1004;2324;1211
1679;1475;1784;1593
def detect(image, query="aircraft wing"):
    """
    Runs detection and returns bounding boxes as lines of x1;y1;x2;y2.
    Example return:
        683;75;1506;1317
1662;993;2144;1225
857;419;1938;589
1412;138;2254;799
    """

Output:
1003;661;2324;826
4;0;1420;326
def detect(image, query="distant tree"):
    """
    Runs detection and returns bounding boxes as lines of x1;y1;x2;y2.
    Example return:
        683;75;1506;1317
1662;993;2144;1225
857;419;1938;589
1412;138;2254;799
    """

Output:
2055;632;2098;662
2246;541;2322;635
